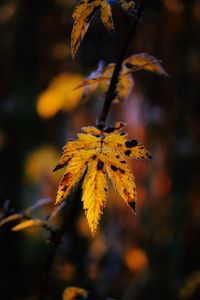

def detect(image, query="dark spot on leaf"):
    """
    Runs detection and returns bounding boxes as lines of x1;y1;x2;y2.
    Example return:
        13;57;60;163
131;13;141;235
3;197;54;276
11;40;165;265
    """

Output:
97;160;104;170
61;186;67;192
120;160;126;164
119;169;125;174
116;155;120;159
129;201;136;213
125;140;138;148
125;150;131;156
92;155;97;160
111;165;118;171
63;172;71;180
104;187;108;192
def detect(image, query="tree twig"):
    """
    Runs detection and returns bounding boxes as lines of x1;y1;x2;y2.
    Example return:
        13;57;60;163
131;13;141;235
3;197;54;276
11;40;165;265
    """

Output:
98;0;147;126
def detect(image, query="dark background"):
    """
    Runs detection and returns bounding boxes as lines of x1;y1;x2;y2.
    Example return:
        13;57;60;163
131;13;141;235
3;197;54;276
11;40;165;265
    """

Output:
0;0;200;299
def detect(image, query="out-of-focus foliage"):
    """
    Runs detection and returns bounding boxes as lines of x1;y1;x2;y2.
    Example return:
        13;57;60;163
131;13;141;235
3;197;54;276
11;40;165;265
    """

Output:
179;271;200;299
25;146;60;183
63;286;88;300
11;219;44;232
54;122;152;234
37;73;84;118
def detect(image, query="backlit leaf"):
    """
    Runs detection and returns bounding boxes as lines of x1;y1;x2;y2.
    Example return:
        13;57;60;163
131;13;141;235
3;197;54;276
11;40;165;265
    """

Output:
124;53;169;76
54;122;152;234
71;0;114;58
100;0;114;34
82;157;108;234
55;150;96;204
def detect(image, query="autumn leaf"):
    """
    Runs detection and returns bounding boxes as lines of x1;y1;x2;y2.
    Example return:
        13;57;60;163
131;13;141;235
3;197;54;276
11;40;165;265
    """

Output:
0;213;22;227
54;122;152;234
74;53;168;103
63;287;88;300
124;53;169;76
71;0;114;58
11;219;44;232
120;0;136;15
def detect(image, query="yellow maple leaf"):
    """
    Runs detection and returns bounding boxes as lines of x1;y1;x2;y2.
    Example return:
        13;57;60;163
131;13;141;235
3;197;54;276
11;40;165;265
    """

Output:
54;122;152;234
71;0;114;58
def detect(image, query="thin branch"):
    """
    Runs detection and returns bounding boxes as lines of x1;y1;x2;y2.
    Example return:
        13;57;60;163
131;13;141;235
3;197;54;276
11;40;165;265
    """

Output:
98;0;147;126
37;185;82;300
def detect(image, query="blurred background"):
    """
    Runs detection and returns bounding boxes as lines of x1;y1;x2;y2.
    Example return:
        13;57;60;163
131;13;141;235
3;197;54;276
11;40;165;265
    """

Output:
0;0;200;299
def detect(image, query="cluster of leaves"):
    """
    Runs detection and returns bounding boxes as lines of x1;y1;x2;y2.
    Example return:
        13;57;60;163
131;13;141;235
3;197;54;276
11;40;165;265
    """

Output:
53;1;168;235
75;53;168;103
2;0;168;240
53;122;152;234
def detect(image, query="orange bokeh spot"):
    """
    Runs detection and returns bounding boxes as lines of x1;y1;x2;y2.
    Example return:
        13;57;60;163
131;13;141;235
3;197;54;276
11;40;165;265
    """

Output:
125;247;148;273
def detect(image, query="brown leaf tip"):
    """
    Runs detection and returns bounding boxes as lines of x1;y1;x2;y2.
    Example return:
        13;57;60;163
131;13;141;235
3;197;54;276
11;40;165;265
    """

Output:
52;164;60;172
147;153;153;160
129;201;136;213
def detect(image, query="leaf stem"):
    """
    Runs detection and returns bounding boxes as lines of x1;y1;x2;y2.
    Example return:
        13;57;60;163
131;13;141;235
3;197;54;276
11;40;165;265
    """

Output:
98;0;147;126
